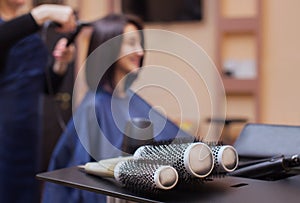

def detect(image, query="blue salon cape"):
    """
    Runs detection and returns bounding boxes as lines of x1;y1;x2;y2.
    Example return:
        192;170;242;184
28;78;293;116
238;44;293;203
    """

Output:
0;20;48;203
42;88;193;203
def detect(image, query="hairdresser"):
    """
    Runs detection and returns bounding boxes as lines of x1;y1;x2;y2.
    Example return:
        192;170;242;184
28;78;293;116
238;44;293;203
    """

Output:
0;1;76;203
0;3;76;66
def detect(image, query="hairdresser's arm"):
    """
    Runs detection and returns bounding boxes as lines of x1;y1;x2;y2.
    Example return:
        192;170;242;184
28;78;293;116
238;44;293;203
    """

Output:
44;37;75;94
30;4;76;33
44;37;75;93
0;4;76;67
52;38;75;76
0;13;39;59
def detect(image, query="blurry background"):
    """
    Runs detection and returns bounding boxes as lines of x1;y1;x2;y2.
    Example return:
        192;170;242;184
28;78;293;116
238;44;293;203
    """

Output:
27;0;300;168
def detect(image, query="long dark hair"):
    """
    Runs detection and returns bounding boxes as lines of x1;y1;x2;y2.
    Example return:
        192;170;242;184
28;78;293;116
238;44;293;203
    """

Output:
85;13;144;92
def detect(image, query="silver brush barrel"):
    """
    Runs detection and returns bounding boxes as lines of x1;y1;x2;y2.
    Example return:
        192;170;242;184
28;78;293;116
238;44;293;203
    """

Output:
114;159;178;191
133;142;214;180
211;145;239;173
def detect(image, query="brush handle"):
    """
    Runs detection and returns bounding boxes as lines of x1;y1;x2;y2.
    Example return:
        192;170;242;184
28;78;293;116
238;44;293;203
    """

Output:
98;156;134;171
81;162;114;177
81;156;134;178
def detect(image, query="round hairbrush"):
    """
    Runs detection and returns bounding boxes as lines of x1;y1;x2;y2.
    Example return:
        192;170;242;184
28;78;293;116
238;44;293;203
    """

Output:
114;159;178;191
133;142;214;181
210;145;239;173
80;158;178;193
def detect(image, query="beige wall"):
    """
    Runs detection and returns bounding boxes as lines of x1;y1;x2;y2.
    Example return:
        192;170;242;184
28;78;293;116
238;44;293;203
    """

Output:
261;0;300;125
216;0;300;126
135;0;220;140
70;0;300;140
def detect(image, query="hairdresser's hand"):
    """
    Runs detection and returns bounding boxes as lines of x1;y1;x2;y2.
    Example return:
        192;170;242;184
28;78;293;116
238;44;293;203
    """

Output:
31;4;76;33
52;38;75;75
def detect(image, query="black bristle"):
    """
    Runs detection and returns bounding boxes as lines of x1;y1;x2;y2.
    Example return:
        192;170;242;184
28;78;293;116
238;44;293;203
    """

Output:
208;145;239;176
114;159;178;195
133;142;214;183
150;137;194;146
